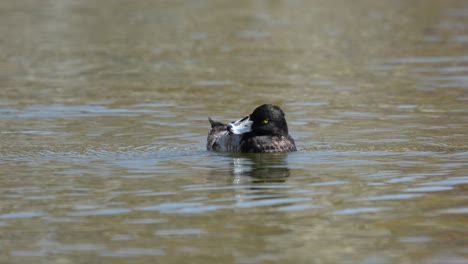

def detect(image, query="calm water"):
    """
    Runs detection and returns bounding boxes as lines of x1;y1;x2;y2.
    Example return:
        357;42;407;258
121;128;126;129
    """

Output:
1;1;467;263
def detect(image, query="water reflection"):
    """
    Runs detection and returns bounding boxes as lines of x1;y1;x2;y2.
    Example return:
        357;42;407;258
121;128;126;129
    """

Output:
226;153;291;183
195;152;310;213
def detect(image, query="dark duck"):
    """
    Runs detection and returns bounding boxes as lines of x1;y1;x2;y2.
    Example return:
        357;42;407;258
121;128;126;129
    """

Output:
207;104;297;153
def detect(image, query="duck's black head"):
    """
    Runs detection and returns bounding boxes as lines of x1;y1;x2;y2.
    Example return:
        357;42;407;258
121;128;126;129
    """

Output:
228;104;290;137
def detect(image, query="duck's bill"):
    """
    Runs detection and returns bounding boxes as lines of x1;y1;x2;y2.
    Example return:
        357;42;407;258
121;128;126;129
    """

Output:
228;116;253;134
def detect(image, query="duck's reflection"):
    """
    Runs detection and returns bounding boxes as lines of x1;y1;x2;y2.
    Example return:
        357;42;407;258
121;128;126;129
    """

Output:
226;153;290;183
206;153;299;212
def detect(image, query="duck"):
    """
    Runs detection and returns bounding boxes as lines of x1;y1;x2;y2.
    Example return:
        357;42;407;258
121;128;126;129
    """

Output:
207;104;296;153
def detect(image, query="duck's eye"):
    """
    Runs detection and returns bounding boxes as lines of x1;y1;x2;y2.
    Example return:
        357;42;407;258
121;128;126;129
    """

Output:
263;119;269;124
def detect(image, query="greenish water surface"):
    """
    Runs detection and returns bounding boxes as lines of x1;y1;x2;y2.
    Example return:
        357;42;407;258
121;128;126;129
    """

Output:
0;1;467;263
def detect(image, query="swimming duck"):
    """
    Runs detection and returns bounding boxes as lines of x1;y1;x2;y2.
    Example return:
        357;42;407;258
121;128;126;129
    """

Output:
207;104;296;153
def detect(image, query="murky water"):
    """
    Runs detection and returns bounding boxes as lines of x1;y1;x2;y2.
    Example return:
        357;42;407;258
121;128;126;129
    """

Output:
1;0;467;263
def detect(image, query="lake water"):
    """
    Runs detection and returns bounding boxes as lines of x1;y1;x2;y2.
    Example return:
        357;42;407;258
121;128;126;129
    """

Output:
1;1;467;263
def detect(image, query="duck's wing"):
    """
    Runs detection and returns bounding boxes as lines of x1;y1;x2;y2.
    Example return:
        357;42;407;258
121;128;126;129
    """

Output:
207;117;242;152
208;117;225;128
207;118;227;151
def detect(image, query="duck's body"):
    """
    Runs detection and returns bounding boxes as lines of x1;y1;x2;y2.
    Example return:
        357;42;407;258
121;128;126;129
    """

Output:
207;104;296;153
207;118;243;152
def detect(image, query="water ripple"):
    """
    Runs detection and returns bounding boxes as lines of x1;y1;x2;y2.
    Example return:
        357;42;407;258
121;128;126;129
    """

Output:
156;229;206;236
420;176;468;186
235;197;310;208
137;202;203;212
100;248;165;257
404;186;453;192
352;193;424;201
439;207;468;214
67;208;131;217
0;211;43;219
334;207;390;215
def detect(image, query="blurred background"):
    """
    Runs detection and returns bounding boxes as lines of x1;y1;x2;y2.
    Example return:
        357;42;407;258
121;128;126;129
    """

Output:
0;0;467;263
